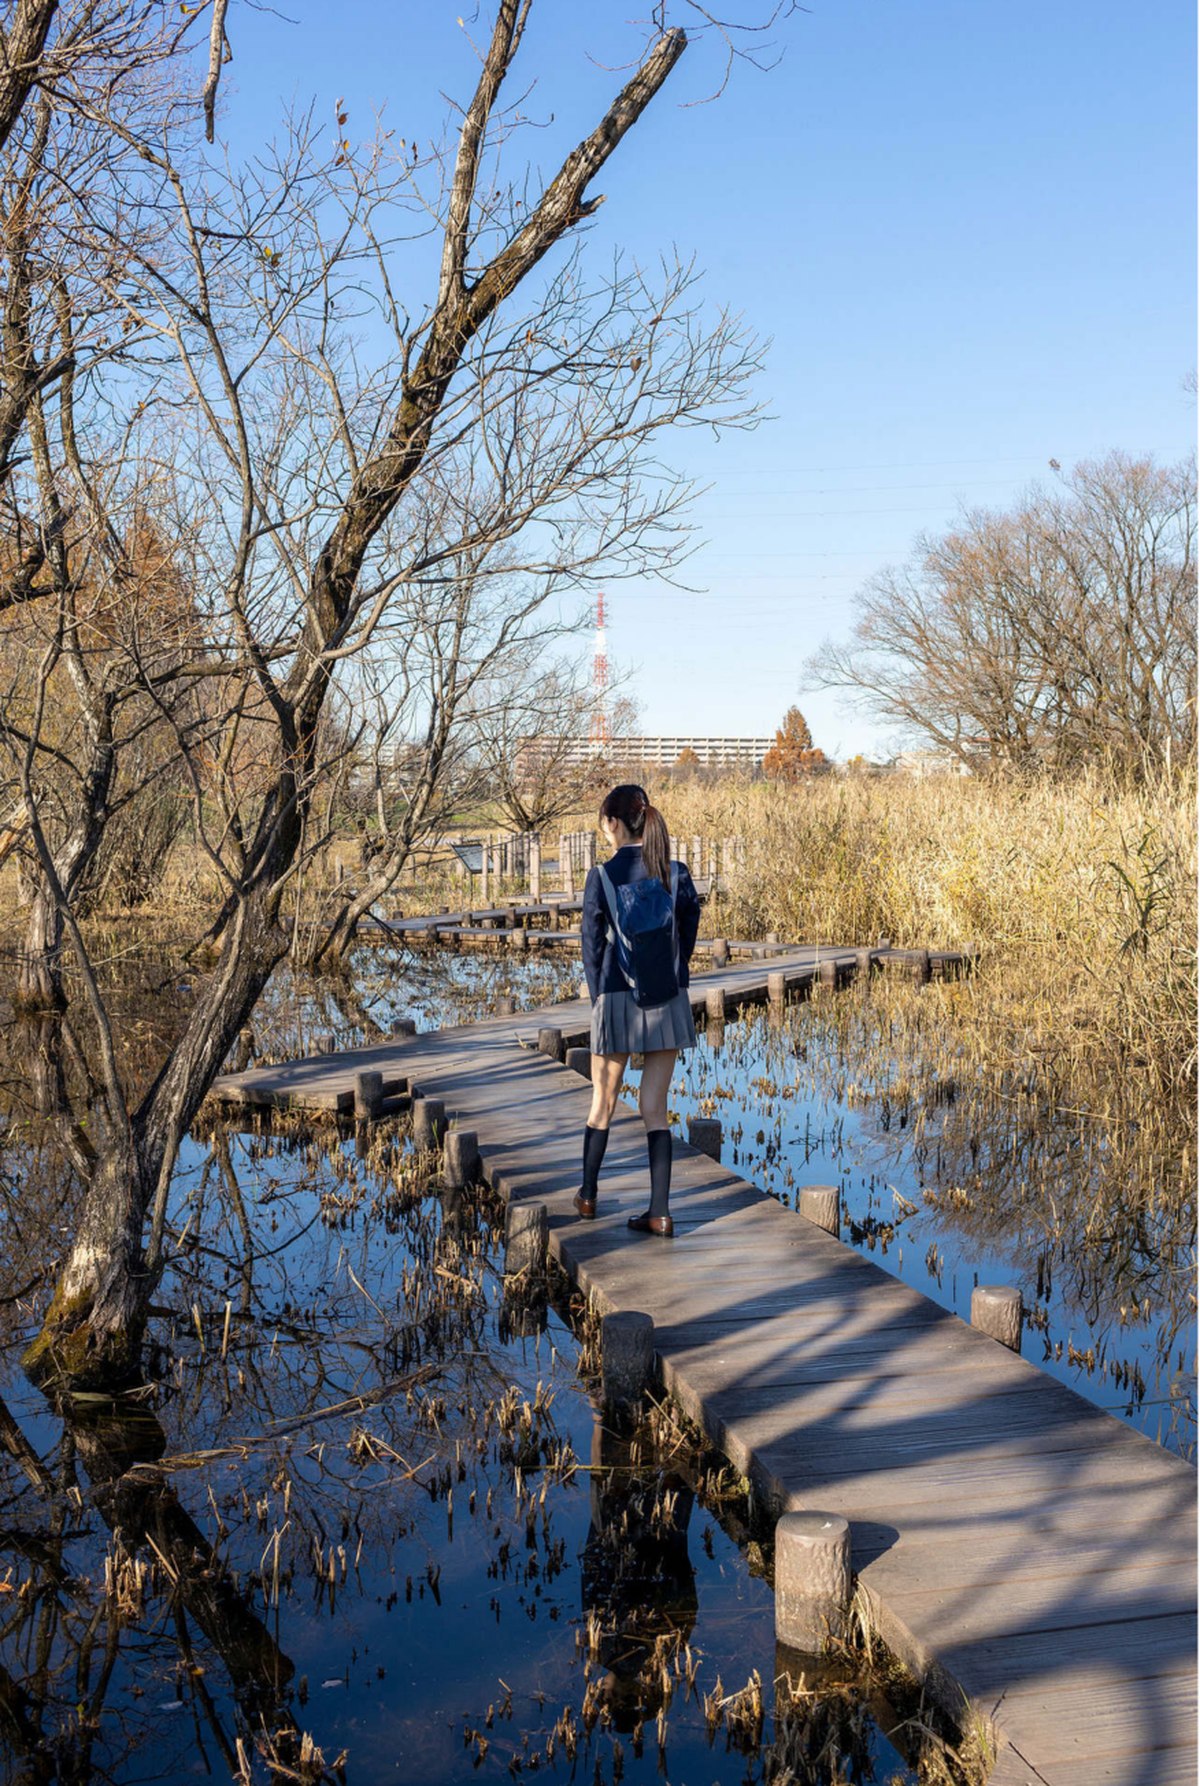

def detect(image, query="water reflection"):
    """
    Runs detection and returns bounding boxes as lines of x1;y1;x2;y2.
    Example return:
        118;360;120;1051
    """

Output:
579;1416;697;1731
0;1394;298;1785
0;1118;918;1785
664;995;1197;1459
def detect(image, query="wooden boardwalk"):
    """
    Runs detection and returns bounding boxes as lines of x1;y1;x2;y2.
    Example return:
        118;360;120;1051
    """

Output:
211;951;1197;1785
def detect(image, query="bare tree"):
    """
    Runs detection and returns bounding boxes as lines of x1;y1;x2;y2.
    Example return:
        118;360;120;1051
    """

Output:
478;669;638;833
811;453;1197;776
1;2;768;1387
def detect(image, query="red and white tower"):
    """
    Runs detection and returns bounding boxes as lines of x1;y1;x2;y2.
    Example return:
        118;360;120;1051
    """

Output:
589;590;610;749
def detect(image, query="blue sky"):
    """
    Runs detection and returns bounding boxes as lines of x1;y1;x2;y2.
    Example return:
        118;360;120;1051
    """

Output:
222;2;1196;759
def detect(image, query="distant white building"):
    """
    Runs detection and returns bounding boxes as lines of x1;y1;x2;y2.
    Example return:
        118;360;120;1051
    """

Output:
562;735;773;770
889;750;972;779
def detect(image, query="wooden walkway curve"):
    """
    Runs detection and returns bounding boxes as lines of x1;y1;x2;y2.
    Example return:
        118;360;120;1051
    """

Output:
210;949;1197;1785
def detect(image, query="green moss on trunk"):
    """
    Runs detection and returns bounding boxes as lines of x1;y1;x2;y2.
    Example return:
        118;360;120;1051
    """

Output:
22;1278;140;1391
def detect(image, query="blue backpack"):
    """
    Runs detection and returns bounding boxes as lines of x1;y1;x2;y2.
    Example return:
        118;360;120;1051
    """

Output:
597;862;681;1009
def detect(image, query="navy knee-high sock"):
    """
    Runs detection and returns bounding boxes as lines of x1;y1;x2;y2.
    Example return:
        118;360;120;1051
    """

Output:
581;1125;610;1200
647;1129;672;1218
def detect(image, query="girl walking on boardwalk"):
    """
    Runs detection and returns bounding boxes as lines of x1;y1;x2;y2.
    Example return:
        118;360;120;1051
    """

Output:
574;784;701;1236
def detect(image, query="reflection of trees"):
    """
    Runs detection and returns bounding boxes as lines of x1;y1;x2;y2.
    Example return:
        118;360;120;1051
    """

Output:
0;1106;515;1781
0;1394;296;1784
579;1416;697;1732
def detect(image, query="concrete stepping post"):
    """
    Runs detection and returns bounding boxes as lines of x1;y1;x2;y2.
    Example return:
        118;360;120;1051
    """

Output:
390;1016;417;1037
687;1115;722;1161
538;1026;565;1062
495;995;516;1016
774;1511;852;1652
354;1071;384;1120
853;948;874;980
799;1186;839;1235
601;1311;655;1411
444;1128;480;1189
972;1285;1024;1351
712;938;730;967
504;1201;548;1278
705;986;726;1021
767;971;787;1006
411;1096;446;1151
818;958;838;990
565;1046;592;1078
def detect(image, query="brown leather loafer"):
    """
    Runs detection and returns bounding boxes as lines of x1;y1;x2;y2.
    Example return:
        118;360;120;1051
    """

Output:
627;1211;674;1237
573;1192;596;1221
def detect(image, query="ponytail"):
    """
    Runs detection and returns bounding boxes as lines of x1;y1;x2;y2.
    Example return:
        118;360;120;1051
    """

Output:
598;783;672;890
641;803;670;890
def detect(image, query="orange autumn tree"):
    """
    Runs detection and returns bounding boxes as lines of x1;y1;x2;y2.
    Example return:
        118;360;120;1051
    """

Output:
762;706;829;780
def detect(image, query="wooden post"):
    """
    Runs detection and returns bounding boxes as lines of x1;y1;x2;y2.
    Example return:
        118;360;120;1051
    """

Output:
774;1512;852;1652
566;1046;592;1078
538;1026;565;1062
705;986;726;1022
768;970;787;1006
495;995;516;1017
411;1097;445;1151
854;947;874;980
687;1115;722;1161
481;835;490;904
354;1071;384;1121
444;1128;480;1190
818;958;838;991
799;1186;839;1235
504;1202;548;1278
971;1285;1023;1351
530;833;541;902
390;1017;417;1038
712;938;730;967
601;1311;655;1411
913;948;932;984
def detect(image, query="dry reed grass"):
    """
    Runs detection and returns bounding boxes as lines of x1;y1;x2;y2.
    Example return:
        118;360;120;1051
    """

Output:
658;768;1197;1216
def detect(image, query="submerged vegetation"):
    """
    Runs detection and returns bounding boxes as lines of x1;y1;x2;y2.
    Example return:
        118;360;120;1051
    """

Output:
0;1079;984;1785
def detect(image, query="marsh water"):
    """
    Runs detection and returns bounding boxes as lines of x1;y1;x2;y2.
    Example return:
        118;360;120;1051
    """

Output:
0;949;925;1786
307;945;1198;1462
0;943;1192;1786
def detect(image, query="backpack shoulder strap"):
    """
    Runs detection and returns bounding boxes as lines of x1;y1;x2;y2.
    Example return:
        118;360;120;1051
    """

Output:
596;863;636;992
596;862;622;934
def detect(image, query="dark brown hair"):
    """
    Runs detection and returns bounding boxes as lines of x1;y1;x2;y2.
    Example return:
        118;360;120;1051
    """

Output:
599;784;671;888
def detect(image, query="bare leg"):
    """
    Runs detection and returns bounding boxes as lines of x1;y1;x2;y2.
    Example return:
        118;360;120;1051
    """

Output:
588;1053;628;1130
575;1052;628;1219
637;1050;676;1132
631;1050;677;1232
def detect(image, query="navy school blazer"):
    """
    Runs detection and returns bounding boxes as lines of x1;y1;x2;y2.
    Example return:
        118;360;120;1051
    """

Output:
582;844;702;1002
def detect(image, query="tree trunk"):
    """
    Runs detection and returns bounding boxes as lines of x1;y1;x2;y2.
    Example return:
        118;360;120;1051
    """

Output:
16;884;64;1010
308;848;411;969
23;1134;150;1388
25;893;291;1391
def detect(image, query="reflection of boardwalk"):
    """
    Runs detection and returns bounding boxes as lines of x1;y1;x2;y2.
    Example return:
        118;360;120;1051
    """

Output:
211;955;1197;1785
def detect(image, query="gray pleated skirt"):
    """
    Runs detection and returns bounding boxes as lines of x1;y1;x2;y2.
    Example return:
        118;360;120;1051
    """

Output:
590;987;698;1055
